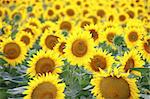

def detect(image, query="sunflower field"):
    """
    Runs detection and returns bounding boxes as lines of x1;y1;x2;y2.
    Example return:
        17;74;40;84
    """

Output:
0;0;150;99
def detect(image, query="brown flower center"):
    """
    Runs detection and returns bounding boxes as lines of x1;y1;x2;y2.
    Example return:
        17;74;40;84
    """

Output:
127;11;135;18
48;9;54;16
31;82;57;99
100;77;130;99
45;35;59;50
128;31;138;42
30;22;38;27
3;42;21;59
88;16;97;24
60;21;72;31
21;36;30;45
55;5;60;10
119;15;126;22
23;28;34;35
81;21;90;28
144;39;150;54
71;39;87;57
89;29;98;41
107;32;115;43
59;42;66;54
66;9;75;16
90;55;107;72
35;58;55;74
42;25;50;33
124;58;134;72
97;9;105;18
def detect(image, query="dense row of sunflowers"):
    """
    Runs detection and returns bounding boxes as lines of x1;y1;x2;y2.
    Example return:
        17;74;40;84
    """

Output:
0;0;150;99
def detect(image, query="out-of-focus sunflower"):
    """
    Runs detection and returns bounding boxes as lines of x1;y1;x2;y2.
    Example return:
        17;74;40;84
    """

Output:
15;31;34;49
124;6;138;19
43;7;58;20
23;73;65;99
19;24;41;39
118;50;144;76
64;30;95;66
10;6;26;23
52;0;65;14
101;26;122;47
62;5;79;19
116;9;129;25
57;17;75;34
138;36;150;62
106;9;118;22
0;7;8;20
84;48;114;73
27;50;63;77
84;24;101;44
26;18;41;28
77;17;93;28
54;37;66;58
40;21;57;33
91;68;140;99
124;27;145;49
85;12;98;24
0;38;27;66
40;29;63;51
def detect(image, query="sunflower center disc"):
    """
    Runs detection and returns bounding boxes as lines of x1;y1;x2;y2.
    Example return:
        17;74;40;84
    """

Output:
45;35;59;50
107;32;115;43
89;29;98;41
42;25;50;33
35;58;55;74
119;15;126;21
31;82;57;99
81;21;90;28
127;11;135;18
48;9;54;16
97;9;105;18
124;58;134;72
21;36;30;45
4;42;21;59
66;9;75;16
90;55;107;72
128;31;138;42
72;39;87;57
144;39;150;53
60;21;72;31
100;77;130;99
59;42;66;54
23;28;34;35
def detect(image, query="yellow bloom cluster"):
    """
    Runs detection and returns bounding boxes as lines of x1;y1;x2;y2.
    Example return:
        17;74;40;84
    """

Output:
0;0;149;99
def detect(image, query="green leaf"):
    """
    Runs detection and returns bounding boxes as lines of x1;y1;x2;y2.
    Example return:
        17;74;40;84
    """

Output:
0;58;7;65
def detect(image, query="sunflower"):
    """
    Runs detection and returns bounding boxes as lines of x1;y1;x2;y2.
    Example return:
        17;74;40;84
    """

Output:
124;6;138;19
0;7;7;20
41;21;57;33
84;24;101;44
138;36;150;62
91;68;140;99
23;73;65;99
77;17;93;28
53;37;66;58
26;18;41;28
116;9;129;25
106;9;118;22
19;24;41;39
27;50;63;77
101;26;123;47
85;12;98;24
124;27;145;49
15;31;34;49
0;38;27;66
84;48;114;73
10;7;26;22
56;17;75;33
52;0;65;14
40;29;63;51
43;6;57;20
64;29;95;66
62;5;79;19
118;50;144;76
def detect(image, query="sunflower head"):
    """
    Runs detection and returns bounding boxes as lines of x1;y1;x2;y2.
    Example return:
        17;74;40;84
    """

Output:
23;73;65;99
91;68;140;99
27;50;63;77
